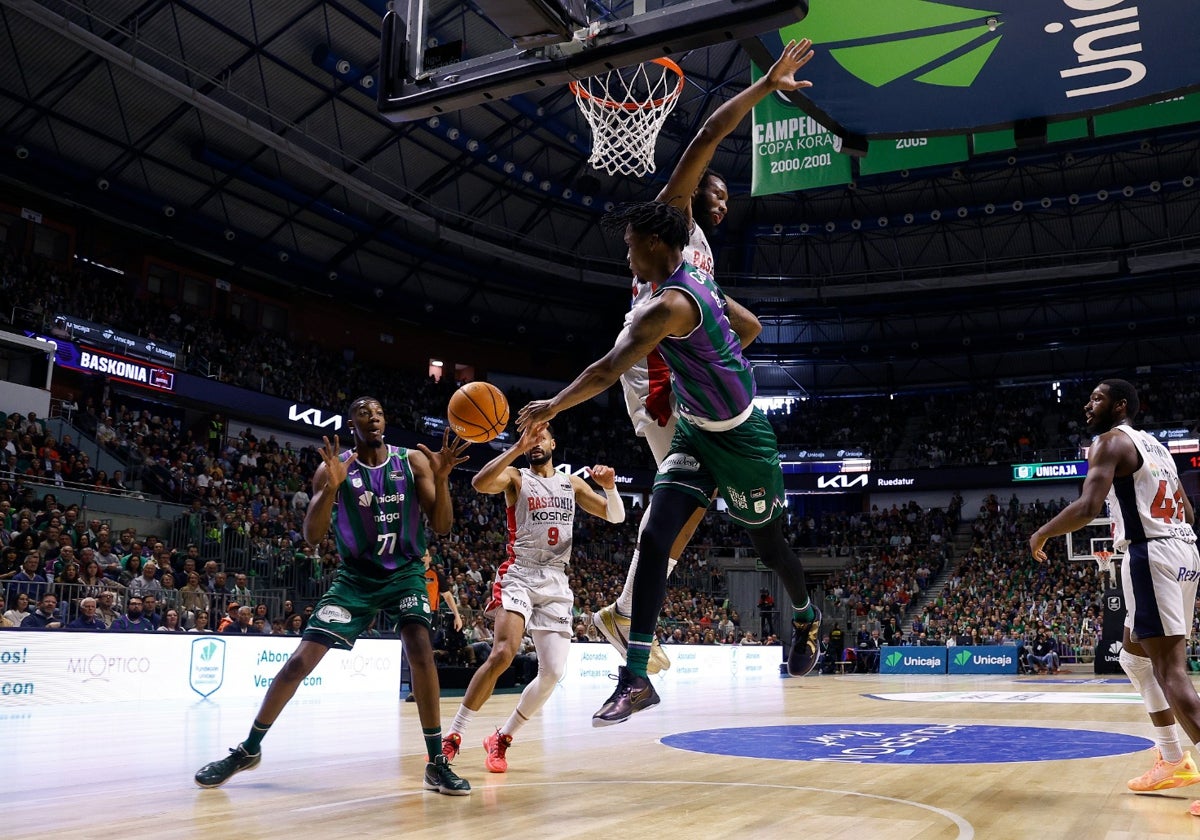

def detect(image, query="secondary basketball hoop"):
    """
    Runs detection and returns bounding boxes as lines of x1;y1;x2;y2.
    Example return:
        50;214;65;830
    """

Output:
1093;549;1114;579
570;57;685;177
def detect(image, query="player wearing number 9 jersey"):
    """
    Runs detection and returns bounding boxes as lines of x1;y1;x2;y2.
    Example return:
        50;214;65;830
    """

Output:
1031;380;1200;812
442;422;625;773
195;396;475;796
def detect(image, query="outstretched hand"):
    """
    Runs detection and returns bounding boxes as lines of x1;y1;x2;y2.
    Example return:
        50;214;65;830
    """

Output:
588;464;616;490
416;428;471;481
514;421;548;454
517;400;558;434
767;38;815;92
319;435;355;490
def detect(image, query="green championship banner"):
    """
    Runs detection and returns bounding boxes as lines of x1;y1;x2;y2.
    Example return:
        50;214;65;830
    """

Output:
751;65;852;197
858;133;968;176
1093;92;1200;137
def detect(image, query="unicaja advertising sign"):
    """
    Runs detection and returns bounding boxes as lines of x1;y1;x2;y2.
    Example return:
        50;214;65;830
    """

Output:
947;645;1018;674
772;0;1200;136
880;646;948;674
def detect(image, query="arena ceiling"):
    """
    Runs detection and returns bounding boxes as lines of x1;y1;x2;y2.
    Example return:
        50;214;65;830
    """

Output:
1;0;1199;395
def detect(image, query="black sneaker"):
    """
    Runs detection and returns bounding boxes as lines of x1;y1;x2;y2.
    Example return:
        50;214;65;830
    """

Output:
424;754;471;796
591;666;661;727
787;606;822;677
195;744;261;788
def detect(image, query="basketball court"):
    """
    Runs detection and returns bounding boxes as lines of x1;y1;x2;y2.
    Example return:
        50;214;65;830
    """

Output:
7;668;1198;839
3;3;1200;839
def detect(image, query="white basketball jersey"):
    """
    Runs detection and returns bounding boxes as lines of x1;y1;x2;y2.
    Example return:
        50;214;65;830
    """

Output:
1107;425;1197;550
619;222;714;419
508;468;575;567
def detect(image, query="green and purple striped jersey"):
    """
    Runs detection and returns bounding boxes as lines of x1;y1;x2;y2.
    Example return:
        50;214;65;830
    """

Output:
652;262;755;423
331;445;425;575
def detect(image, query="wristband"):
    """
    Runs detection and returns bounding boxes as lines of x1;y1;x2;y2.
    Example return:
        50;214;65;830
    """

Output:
604;486;626;524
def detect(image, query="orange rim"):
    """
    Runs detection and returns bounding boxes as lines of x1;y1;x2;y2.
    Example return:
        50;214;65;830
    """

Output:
569;57;686;112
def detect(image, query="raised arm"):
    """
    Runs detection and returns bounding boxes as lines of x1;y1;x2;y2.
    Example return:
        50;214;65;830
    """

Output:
412;429;471;536
302;436;355;546
471;422;546;504
656;39;814;220
572;465;625;523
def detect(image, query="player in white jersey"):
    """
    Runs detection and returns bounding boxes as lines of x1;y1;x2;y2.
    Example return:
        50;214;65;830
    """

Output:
596;39;816;667
1031;379;1200;811
442;422;625;773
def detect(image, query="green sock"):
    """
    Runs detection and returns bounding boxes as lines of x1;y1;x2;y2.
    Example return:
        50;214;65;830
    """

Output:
627;633;653;678
243;720;271;754
793;599;815;624
423;727;443;763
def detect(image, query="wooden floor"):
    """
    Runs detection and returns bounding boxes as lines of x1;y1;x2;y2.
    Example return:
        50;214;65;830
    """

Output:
7;666;1200;840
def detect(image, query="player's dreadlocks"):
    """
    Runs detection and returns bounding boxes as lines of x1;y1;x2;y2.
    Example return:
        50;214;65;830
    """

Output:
601;201;689;250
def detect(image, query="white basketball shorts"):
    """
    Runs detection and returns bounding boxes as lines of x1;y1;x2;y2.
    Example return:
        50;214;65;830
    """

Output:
1122;537;1200;640
498;562;574;637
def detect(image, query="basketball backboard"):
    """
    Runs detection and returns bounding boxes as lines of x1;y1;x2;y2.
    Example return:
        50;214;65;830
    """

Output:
378;0;808;122
1067;516;1122;564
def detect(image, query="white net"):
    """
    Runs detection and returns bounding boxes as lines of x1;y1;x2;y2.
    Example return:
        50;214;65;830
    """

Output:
570;57;684;177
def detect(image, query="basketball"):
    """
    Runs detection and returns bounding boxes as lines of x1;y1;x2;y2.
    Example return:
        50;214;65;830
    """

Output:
447;381;510;443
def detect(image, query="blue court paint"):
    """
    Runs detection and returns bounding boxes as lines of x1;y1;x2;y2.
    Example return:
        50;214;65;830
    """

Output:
661;724;1150;765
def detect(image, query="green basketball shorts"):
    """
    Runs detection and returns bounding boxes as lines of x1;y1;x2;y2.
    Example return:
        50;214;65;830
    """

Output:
653;407;786;529
303;563;434;650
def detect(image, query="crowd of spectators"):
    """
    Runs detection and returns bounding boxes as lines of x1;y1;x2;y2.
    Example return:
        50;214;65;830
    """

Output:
820;495;961;631
11;250;1200;482
10;251;1200;672
905;386;1061;468
0;464;758;647
906;495;1108;659
1;411;127;493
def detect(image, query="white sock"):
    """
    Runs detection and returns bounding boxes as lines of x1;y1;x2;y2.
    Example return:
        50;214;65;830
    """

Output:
501;708;530;738
450;706;475;739
615;552;679;617
1154;724;1184;763
616;549;638;616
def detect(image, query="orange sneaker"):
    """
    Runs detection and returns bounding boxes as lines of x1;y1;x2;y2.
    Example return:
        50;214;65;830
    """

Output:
441;732;461;762
483;729;512;773
1128;748;1200;792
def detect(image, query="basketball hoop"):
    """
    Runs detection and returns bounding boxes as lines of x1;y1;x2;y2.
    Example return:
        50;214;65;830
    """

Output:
1093;550;1114;579
569;57;685;177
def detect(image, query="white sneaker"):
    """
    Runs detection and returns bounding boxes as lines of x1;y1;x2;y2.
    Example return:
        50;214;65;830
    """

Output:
593;604;670;674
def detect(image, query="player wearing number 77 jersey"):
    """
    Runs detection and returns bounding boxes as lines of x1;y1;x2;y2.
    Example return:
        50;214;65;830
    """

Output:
195;396;475;796
1031;379;1200;813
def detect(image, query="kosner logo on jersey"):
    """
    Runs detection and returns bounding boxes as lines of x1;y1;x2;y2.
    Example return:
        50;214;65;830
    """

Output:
774;0;1200;136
